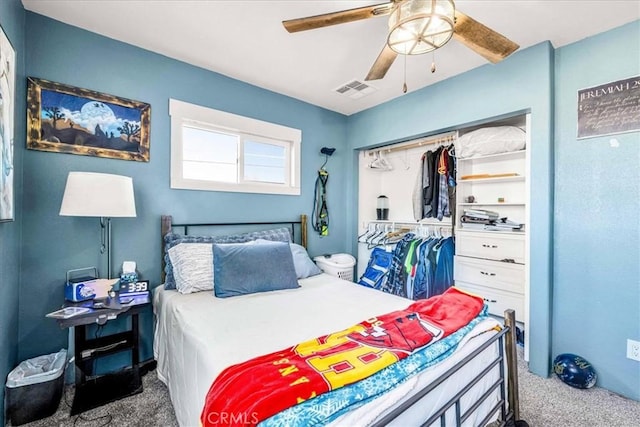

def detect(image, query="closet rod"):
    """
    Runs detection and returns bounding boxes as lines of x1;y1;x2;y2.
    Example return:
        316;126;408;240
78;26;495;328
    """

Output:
377;133;457;155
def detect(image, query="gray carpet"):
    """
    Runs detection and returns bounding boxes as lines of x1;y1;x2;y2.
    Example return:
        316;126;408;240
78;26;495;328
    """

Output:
17;357;640;427
516;352;640;427
18;372;178;427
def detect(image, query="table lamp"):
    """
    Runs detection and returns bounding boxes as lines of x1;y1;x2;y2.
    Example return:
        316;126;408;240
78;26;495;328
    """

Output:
60;172;136;279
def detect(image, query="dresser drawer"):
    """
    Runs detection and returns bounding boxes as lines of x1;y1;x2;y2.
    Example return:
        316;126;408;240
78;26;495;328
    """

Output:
456;232;525;264
454;256;524;294
455;281;525;322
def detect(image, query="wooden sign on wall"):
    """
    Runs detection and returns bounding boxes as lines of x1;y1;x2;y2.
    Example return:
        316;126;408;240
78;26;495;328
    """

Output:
577;76;640;139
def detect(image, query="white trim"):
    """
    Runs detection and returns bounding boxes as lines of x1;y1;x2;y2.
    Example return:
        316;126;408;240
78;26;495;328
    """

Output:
169;99;301;195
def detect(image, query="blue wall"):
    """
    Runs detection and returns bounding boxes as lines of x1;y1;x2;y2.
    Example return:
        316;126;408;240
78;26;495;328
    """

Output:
20;12;349;364
347;43;555;378
553;21;640;400
0;0;24;423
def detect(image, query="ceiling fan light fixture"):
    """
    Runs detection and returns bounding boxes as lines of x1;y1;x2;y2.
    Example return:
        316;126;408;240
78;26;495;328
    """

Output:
387;0;455;55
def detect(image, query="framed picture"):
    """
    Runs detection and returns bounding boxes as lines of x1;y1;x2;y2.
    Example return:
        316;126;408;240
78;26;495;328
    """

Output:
0;24;15;222
577;76;640;139
26;77;151;162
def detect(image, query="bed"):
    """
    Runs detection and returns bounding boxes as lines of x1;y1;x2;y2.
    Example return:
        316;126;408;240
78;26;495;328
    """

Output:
154;214;526;427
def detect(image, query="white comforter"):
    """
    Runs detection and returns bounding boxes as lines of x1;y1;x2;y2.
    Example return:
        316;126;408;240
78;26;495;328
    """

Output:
154;274;501;427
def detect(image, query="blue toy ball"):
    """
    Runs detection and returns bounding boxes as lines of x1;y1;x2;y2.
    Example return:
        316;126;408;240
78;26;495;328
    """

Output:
553;353;597;389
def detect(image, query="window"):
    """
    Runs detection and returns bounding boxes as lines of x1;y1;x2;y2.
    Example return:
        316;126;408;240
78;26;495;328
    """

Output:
170;99;301;195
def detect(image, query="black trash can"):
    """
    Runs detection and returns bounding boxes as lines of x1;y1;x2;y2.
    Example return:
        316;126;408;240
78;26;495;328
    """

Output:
5;349;67;426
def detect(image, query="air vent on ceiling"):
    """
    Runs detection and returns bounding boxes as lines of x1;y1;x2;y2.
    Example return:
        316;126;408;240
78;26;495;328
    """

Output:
334;79;377;99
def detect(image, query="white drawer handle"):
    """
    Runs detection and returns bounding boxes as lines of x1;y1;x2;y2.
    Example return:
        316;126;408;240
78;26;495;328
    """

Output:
483;298;498;303
482;244;498;248
480;271;496;276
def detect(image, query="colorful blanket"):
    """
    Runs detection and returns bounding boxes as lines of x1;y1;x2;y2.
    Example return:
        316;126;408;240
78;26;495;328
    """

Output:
261;310;491;426
200;287;484;427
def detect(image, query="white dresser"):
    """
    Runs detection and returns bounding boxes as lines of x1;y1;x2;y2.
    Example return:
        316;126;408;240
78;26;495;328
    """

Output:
454;232;525;322
453;115;530;355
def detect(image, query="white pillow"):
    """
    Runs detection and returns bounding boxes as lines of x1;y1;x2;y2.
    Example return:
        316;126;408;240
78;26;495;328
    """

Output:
168;243;214;294
455;126;526;158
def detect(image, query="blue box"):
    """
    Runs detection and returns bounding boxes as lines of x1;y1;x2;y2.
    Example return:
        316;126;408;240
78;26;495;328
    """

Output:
65;276;97;302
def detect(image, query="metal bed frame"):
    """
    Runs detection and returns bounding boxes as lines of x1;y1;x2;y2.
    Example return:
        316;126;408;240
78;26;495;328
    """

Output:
159;214;528;427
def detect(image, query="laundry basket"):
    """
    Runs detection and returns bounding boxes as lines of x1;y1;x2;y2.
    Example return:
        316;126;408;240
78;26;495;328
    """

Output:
314;254;356;281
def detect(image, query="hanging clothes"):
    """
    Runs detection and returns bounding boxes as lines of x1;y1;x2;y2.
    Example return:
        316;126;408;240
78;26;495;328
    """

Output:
381;233;415;297
357;248;393;290
413;237;440;300
412;144;456;221
431;237;455;297
363;233;455;301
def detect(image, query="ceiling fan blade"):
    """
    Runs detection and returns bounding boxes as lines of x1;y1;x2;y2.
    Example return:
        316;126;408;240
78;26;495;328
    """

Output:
365;44;398;81
283;2;394;33
453;10;519;63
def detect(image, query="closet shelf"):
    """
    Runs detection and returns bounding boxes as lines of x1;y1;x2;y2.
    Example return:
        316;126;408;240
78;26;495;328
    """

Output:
456;149;526;162
456;228;526;236
458;203;525;206
364;219;453;226
458;176;525;184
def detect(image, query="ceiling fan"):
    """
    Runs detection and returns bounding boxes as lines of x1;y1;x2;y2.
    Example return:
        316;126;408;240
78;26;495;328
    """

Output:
283;0;519;81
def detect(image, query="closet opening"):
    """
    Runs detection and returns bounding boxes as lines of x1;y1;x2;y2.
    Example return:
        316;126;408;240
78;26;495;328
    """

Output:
355;113;530;361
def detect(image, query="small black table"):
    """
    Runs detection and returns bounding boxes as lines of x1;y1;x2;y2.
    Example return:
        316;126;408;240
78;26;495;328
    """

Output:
53;293;150;415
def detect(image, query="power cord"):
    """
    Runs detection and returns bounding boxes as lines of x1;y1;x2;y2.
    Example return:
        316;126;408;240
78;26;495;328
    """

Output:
74;411;112;427
95;324;103;340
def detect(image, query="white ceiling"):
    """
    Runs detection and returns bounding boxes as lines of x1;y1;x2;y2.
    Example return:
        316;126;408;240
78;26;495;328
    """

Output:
21;0;640;115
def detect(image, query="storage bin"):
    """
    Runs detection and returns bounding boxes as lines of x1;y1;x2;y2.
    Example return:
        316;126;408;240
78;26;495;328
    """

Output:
314;253;356;281
5;349;67;426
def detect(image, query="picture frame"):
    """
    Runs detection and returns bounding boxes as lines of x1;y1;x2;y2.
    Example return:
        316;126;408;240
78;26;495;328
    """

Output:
0;24;16;222
577;76;640;139
26;77;151;162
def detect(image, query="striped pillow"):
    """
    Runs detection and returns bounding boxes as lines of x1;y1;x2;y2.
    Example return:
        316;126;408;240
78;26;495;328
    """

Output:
168;243;214;294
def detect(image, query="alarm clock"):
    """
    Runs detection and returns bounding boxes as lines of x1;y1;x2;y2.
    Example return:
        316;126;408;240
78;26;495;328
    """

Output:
119;280;149;296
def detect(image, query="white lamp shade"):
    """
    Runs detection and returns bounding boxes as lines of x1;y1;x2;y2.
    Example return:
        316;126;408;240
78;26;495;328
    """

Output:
60;172;137;217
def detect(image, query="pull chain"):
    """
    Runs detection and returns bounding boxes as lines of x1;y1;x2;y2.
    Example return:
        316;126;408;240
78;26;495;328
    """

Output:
431;50;436;73
100;217;106;254
402;54;408;93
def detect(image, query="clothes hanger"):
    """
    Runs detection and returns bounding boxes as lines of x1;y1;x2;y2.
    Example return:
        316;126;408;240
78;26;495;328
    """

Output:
358;223;376;243
383;227;410;245
361;223;381;243
378;152;393;171
366;224;385;248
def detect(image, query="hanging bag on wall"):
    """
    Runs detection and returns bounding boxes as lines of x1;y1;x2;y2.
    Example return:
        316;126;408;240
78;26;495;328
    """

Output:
312;147;335;236
312;168;329;236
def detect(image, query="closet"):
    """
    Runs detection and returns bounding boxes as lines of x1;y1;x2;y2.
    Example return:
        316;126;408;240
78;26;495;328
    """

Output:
357;114;530;360
357;133;457;300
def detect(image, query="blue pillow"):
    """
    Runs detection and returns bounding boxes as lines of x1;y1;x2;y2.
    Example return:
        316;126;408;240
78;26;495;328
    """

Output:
253;240;321;279
213;241;299;298
289;243;322;279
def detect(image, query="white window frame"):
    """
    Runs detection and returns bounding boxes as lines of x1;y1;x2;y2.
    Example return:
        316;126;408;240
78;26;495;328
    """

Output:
170;99;301;195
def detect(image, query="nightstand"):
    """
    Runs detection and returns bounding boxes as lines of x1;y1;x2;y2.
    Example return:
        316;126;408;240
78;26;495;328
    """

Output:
51;293;151;415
